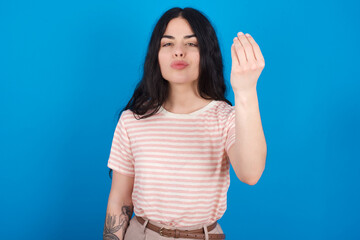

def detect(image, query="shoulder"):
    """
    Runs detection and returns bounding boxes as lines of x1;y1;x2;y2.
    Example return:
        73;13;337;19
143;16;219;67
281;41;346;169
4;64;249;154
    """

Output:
119;108;158;125
214;100;234;111
120;109;134;119
117;109;137;128
212;100;235;120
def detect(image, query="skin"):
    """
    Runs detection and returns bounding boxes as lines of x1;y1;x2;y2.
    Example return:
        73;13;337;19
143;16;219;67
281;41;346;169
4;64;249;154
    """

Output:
158;17;212;114
103;205;133;240
227;32;267;185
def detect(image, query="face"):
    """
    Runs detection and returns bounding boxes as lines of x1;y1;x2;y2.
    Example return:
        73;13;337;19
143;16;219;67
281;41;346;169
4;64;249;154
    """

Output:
158;17;200;85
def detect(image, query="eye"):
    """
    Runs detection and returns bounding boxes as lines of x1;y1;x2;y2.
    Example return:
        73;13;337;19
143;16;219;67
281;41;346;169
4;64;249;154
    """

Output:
187;43;198;47
161;43;172;47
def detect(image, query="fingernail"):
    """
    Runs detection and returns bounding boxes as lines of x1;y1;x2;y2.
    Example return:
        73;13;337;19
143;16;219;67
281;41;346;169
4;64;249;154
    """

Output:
245;33;251;37
238;32;244;36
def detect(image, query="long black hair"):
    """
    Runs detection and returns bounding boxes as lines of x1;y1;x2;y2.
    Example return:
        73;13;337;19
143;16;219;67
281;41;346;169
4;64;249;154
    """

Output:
109;7;233;179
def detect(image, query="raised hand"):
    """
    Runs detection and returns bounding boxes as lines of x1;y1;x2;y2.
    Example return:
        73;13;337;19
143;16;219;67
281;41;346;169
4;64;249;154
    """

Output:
230;32;265;94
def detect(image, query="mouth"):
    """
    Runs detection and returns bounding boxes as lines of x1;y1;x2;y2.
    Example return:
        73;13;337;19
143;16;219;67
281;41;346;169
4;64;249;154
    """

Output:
171;61;189;70
171;64;188;70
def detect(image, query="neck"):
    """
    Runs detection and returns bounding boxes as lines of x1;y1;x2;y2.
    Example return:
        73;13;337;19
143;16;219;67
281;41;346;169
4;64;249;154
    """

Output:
163;82;211;114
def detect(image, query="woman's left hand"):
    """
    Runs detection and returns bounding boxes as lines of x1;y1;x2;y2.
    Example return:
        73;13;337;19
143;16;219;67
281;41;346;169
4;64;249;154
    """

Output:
230;32;265;94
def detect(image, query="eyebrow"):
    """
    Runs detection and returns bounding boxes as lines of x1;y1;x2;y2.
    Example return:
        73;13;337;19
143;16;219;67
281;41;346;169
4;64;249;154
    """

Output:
161;34;196;39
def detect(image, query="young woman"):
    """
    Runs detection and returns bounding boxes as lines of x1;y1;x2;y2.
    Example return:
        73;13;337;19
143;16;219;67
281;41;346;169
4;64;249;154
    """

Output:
103;7;266;240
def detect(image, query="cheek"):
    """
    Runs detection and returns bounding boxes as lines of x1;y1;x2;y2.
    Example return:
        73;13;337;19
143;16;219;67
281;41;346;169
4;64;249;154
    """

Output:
193;51;200;63
192;54;200;69
158;51;169;65
158;52;165;68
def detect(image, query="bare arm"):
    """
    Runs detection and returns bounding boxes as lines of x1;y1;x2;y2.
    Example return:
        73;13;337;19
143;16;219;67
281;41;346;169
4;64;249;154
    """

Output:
227;90;267;185
228;32;267;185
103;171;135;240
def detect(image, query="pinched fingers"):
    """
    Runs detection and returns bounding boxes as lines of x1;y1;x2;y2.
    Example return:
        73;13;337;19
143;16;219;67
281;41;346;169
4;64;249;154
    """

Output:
245;33;265;67
231;32;265;70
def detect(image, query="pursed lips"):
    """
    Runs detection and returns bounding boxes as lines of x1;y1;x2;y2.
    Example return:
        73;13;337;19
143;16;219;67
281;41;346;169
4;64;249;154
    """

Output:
171;60;189;69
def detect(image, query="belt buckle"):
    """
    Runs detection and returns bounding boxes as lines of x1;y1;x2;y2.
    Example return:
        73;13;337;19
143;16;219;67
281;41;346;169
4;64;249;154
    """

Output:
159;226;170;237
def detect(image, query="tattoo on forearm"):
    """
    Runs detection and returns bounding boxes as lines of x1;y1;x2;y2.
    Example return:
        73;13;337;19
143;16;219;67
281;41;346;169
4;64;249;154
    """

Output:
103;205;134;240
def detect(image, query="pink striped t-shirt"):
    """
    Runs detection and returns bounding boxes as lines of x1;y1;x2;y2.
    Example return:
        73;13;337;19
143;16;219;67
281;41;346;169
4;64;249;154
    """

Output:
107;100;236;227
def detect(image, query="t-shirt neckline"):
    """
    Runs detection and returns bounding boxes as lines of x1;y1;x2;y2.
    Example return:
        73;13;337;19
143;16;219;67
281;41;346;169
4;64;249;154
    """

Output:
160;100;217;117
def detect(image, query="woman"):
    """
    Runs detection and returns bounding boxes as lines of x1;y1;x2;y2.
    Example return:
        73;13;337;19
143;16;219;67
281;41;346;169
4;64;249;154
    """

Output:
103;6;266;240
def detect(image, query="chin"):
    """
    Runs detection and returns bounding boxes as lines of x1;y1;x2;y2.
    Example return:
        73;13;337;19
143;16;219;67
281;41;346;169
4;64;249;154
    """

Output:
164;75;198;84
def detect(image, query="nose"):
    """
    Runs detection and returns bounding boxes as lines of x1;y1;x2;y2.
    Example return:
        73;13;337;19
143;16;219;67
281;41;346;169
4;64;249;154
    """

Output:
173;46;185;58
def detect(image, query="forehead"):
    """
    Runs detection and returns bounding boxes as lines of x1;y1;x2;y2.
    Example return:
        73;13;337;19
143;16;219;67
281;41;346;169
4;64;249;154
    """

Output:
163;17;195;36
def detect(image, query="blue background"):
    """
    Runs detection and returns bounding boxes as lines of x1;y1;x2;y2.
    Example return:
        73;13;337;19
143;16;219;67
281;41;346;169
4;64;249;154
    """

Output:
1;0;359;239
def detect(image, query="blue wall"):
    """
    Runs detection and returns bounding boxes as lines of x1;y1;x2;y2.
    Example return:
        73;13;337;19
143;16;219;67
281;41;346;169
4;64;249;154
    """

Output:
1;0;359;239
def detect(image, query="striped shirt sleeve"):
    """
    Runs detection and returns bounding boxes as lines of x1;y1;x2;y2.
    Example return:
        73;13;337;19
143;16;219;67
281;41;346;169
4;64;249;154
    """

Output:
225;108;236;154
107;112;135;177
